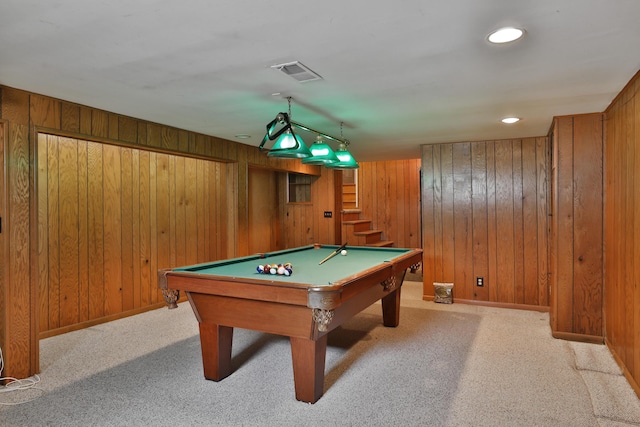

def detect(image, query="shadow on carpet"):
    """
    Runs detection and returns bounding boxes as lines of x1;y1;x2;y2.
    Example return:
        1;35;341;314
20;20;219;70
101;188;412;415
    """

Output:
1;306;481;427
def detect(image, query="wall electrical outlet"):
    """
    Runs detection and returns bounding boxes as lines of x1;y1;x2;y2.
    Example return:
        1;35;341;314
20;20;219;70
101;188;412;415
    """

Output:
476;277;484;287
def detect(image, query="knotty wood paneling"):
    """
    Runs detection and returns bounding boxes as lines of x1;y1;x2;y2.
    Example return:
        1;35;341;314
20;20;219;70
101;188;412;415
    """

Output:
522;139;540;305
87;142;105;319
249;167;279;253
43;136;58;330
470;142;489;301
103;143;123;315
77;140;89;323
4;122;35;377
453;143;473;300
30;94;61;129
0;83;334;380
495;140;516;303
573;116;604;334
121;148;135;312
36;134;235;334
58;137;80;326
278;174;314;249
277;166;339;249
138;151;151;307
550;114;604;339
604;70;640;396
422;138;549;308
356;159;422;249
312;167;338;245
0;91;30;377
0;121;6;364
61;101;80;133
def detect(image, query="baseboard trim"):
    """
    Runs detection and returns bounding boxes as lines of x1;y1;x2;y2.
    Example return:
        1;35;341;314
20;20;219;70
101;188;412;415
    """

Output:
551;331;604;344
423;295;549;312
39;302;169;340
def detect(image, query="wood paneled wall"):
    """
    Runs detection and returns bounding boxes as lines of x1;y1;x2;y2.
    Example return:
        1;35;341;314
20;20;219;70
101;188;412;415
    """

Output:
421;138;549;308
0;85;335;379
311;167;340;245
604;70;640;395
0;117;35;380
249;167;280;253
357;159;422;249
37;134;232;335
549;114;604;341
0;121;6;363
278;166;340;249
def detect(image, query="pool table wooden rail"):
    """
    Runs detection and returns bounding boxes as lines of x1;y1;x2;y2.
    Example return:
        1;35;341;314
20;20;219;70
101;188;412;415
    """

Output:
158;248;422;315
158;264;401;337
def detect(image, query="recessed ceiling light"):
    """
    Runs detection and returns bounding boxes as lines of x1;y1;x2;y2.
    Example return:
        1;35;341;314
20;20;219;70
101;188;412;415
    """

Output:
501;117;520;124
235;134;251;139
487;27;525;44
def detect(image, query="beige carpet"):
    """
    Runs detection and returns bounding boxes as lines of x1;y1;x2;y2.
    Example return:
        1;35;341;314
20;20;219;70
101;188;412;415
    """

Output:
570;341;640;425
1;281;639;426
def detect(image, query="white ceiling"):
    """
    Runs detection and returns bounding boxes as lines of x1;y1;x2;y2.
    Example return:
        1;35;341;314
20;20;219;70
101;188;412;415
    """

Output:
1;0;639;161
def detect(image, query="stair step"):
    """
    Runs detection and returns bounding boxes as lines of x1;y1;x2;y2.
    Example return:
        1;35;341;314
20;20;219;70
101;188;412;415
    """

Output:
366;241;394;247
342;219;371;225
353;229;383;237
341;209;362;222
354;229;384;244
341;210;392;248
343;219;372;232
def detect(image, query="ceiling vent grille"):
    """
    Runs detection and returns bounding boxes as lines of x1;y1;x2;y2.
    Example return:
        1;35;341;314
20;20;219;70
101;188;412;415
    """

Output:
271;61;323;83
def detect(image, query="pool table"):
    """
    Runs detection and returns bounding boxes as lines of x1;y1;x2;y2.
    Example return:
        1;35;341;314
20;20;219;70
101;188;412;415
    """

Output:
158;244;422;403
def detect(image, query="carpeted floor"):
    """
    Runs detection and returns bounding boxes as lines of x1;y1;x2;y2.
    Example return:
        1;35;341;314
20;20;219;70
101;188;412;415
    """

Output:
1;281;639;426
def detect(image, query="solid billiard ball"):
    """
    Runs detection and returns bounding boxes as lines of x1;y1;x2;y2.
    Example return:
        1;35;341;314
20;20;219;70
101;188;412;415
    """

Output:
341;249;347;256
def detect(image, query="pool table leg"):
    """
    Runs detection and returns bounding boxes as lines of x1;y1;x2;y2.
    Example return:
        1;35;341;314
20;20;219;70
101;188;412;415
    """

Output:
381;287;401;327
290;334;328;403
199;323;234;381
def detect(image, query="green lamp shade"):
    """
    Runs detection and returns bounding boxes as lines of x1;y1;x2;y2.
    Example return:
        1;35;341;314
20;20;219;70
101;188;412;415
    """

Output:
326;145;359;169
267;131;312;158
301;139;339;165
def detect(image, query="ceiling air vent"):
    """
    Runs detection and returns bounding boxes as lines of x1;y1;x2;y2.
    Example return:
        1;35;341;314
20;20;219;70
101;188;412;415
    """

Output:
271;61;323;83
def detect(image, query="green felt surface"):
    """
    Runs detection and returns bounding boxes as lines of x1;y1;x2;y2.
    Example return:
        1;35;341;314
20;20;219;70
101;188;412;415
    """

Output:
173;245;413;286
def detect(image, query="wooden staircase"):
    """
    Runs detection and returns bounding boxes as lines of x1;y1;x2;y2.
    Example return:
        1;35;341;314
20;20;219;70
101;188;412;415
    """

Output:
341;209;394;247
343;183;357;210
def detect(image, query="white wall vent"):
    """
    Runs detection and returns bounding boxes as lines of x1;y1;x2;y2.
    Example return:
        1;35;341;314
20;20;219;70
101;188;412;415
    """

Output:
271;61;323;83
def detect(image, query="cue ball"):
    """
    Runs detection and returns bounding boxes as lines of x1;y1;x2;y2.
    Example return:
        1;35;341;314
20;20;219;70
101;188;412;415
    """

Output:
341;249;347;256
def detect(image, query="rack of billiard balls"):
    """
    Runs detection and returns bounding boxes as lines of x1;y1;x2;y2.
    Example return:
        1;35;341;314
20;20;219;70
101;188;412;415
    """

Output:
256;262;293;276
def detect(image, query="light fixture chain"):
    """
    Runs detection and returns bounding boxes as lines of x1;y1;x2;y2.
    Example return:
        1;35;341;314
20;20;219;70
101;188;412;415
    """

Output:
340;122;350;147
